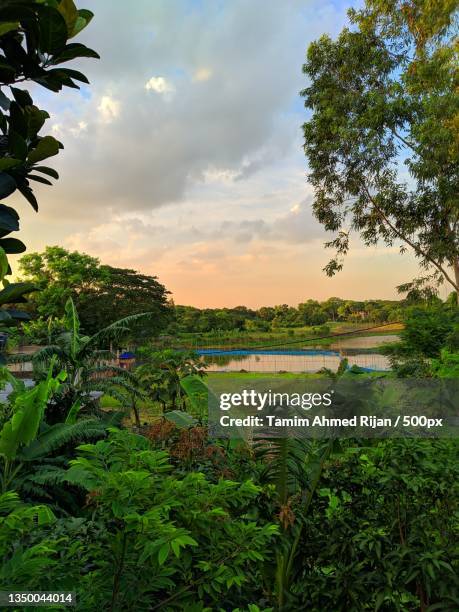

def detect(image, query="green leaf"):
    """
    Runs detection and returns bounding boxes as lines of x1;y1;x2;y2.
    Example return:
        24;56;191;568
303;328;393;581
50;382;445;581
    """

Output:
0;309;13;322
0;366;59;460
65;400;81;425
0;238;26;254
28;136;60;163
51;42;100;64
0;158;20;171
53;67;89;84
64;297;80;358
0;90;10;111
28;174;53;186
0;204;19;233
10;88;33;107
0;22;18;37
33;165;59;179
0;172;16;199
17;183;38;211
163;410;198;429
34;505;56;526
24;106;49;139
0;281;37;305
58;0;78;35
0;247;8;280
8;131;27;160
70;9;94;38
180;375;209;417
5;309;30;321
38;6;68;55
0;59;15;84
158;543;170;565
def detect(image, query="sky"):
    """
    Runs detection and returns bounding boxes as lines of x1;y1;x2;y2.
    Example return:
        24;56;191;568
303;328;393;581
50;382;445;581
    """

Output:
11;0;426;308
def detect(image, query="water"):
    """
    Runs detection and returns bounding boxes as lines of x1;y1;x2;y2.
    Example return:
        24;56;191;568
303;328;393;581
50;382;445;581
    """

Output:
198;335;396;373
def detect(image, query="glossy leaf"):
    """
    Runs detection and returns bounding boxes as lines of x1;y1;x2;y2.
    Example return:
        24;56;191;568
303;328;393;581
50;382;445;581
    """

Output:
0;172;16;199
27;135;60;163
0;238;26;254
0;281;37;305
0;204;19;233
38;6;68;55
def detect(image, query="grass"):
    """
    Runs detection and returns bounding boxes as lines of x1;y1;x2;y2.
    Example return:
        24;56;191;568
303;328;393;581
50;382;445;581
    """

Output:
170;322;403;351
101;369;386;425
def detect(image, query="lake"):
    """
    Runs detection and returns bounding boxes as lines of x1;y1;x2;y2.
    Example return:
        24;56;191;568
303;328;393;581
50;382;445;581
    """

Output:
198;334;397;373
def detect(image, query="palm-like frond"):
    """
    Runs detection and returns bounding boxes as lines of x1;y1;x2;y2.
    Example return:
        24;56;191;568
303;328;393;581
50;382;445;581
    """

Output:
253;437;313;505
87;311;151;347
18;419;106;461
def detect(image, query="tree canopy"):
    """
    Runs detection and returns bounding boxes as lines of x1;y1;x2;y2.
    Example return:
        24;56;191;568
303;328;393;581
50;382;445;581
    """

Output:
302;0;459;295
18;246;172;337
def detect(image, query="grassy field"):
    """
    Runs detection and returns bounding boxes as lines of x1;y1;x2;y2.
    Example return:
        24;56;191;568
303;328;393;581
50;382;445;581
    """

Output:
101;369;386;426
169;322;403;351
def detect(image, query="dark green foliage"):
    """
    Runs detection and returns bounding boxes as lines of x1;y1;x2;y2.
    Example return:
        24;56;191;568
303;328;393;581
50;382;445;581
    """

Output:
0;0;98;331
58;429;278;610
136;349;207;415
291;439;459;611
400;306;457;357
384;304;459;375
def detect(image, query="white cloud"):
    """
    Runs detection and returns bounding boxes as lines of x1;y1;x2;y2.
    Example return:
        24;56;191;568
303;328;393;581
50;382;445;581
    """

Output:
69;121;88;137
97;96;120;123
145;76;175;97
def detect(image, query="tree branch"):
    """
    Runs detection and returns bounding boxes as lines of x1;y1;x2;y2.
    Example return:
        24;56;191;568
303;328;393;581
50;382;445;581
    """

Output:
362;184;459;291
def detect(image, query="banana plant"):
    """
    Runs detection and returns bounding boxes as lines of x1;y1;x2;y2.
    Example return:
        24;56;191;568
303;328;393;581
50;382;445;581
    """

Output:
0;360;62;491
0;360;108;509
15;298;149;419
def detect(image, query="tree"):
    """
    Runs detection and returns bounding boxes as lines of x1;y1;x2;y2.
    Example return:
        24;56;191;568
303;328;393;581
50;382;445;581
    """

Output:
320;297;344;322
18;247;172;337
18;246;105;319
78;265;171;338
302;1;459;297
0;0;98;332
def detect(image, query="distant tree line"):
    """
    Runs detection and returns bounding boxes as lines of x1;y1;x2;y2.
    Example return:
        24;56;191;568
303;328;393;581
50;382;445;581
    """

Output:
17;247;457;343
169;295;457;335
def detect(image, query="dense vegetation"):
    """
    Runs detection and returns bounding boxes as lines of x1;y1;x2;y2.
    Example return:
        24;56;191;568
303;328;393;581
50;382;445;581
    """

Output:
0;1;458;611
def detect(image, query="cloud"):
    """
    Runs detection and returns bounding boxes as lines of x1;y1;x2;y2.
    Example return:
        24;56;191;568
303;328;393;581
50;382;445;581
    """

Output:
97;95;120;123
145;76;175;97
32;0;337;218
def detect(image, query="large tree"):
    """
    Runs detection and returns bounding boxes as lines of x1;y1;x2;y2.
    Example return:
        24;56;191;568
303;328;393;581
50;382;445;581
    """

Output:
18;246;172;337
302;0;458;297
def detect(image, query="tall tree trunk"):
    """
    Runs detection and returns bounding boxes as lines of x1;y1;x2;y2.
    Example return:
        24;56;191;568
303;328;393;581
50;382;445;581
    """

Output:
131;396;140;428
454;259;459;304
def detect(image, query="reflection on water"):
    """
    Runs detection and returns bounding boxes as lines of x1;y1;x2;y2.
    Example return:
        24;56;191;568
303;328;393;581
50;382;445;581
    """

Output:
202;351;390;373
